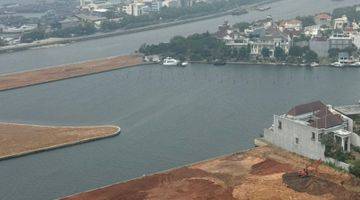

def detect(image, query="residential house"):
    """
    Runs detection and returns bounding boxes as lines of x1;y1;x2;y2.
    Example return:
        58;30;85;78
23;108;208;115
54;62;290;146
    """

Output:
314;13;331;26
59;17;81;29
264;101;358;160
333;15;348;30
304;25;321;37
279;19;302;31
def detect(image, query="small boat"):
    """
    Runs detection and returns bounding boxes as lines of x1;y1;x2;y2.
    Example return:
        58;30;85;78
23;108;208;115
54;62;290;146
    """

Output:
163;57;179;66
350;62;360;67
181;61;189;67
256;6;271;11
310;62;319;67
331;62;344;68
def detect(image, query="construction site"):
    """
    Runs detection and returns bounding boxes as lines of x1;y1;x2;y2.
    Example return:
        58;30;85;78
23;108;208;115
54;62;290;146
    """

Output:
63;145;360;200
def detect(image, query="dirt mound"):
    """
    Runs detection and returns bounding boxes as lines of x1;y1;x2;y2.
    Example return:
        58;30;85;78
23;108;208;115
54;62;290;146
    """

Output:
283;172;359;199
250;159;293;175
147;179;235;200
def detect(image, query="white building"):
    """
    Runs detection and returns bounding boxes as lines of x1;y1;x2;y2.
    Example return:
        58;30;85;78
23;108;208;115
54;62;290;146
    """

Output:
333;15;348;30
264;101;360;160
329;33;353;50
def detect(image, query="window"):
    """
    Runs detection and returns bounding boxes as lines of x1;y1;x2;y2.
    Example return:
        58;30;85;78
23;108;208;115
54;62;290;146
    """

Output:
295;137;299;144
311;132;316;141
318;133;323;141
278;121;282;130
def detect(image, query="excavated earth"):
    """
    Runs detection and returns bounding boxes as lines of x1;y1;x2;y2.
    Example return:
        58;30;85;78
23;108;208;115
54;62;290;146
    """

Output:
63;146;360;200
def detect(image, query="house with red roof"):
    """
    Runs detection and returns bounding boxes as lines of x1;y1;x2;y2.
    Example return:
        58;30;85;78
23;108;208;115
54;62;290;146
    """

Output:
264;101;358;160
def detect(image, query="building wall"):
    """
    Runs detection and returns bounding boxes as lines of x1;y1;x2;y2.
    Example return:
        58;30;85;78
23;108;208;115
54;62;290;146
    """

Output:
264;115;326;160
309;39;329;58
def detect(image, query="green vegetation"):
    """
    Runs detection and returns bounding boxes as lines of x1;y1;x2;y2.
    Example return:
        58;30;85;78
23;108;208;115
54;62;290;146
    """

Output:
233;22;251;32
51;23;96;38
333;6;360;22
349;160;360;178
296;15;316;27
20;29;46;43
261;47;271;58
324;161;347;172
139;32;229;61
274;47;286;61
321;133;353;163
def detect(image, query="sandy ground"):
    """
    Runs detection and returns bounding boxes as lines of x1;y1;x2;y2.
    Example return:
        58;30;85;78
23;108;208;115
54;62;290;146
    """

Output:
0;122;120;160
62;145;360;200
0;54;143;91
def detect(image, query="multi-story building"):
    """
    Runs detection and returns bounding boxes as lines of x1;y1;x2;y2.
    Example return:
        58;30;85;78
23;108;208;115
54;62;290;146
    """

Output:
329;33;353;50
264;101;359;160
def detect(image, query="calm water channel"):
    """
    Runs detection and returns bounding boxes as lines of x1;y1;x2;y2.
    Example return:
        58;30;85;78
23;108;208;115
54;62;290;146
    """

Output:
0;0;360;199
0;64;359;199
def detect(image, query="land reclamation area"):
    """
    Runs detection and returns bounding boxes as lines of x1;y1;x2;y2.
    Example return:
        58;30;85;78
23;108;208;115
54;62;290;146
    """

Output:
63;145;360;200
0;123;120;160
0;54;143;91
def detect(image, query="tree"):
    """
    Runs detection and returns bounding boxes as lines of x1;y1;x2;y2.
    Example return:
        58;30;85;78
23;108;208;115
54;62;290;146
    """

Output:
304;50;318;63
288;46;304;57
261;47;270;58
20;29;46;43
349;160;360;178
233;22;250;32
274;47;286;61
296;16;316;27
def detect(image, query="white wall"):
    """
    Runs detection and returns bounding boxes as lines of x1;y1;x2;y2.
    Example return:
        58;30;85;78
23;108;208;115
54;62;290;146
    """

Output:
264;115;326;160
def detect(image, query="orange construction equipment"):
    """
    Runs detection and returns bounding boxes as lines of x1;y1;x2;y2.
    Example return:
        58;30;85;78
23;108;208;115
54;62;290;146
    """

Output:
298;159;322;178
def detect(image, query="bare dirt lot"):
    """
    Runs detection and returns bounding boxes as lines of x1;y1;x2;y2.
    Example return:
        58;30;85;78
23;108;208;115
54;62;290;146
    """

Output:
62;145;360;200
0;122;120;160
0;54;143;91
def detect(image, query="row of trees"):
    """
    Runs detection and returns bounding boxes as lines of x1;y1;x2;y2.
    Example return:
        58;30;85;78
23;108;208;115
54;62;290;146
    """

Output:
20;23;97;43
140;33;318;63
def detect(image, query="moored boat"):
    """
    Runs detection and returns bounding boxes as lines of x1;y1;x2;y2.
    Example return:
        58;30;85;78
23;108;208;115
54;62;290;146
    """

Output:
163;57;179;66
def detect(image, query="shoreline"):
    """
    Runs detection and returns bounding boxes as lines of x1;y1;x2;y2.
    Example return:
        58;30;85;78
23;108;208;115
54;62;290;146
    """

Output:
0;0;276;54
0;122;121;161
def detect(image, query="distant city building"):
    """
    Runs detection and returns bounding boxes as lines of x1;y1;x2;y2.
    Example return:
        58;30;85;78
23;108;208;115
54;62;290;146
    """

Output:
59;17;81;29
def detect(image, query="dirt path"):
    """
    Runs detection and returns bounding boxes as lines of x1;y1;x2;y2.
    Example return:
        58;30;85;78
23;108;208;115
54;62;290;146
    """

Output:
0;54;143;91
62;146;360;200
0;122;120;160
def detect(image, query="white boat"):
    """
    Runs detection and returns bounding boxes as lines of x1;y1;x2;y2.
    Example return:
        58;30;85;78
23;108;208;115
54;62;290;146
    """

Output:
350;62;360;67
163;57;179;66
181;61;189;67
310;62;319;67
331;62;344;68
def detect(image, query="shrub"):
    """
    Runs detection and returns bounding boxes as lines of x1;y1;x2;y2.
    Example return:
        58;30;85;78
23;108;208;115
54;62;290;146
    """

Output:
349;160;360;178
